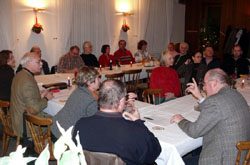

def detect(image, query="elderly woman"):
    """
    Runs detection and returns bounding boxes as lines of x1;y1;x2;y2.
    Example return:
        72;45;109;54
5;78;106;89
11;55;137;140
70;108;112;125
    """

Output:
134;40;151;63
0;50;15;101
51;66;101;138
150;51;180;103
177;51;207;92
99;44;115;67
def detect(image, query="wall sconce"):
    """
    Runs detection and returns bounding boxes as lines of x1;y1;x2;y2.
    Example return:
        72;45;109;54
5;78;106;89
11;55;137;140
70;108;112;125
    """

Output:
116;12;133;32
32;8;45;34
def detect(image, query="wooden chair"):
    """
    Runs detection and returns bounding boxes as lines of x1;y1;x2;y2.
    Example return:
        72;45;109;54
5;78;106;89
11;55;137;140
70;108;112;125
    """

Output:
105;72;125;82
142;88;163;105
0;100;20;156
137;69;153;90
123;69;142;93
236;141;250;165
24;113;55;160
83;150;125;165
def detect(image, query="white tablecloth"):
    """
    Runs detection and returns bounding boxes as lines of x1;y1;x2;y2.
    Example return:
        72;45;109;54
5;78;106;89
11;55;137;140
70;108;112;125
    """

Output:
35;74;250;165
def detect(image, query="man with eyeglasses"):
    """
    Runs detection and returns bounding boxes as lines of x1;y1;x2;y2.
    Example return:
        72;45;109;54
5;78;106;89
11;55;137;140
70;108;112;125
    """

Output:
57;45;85;73
171;68;250;165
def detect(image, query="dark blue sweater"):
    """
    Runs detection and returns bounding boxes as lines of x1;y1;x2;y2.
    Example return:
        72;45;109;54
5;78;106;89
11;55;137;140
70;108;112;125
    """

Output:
73;111;161;165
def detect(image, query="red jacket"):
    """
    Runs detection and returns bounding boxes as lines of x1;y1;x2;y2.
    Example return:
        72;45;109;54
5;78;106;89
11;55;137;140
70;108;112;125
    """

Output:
150;66;180;97
99;54;115;67
114;49;135;65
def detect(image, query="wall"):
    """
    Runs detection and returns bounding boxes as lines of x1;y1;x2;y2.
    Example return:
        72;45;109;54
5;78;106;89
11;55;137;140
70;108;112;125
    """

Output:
6;0;186;68
171;0;185;43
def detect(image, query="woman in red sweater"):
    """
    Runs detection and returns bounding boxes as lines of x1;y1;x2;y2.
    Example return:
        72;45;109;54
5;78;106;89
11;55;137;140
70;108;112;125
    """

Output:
99;45;115;67
150;51;180;103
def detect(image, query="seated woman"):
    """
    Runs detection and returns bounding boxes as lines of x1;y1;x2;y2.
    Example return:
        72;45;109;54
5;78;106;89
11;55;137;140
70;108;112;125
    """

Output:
177;51;207;92
99;45;115;67
0;50;16;101
167;43;179;58
150;51;180;103
134;40;151;63
51;66;101;138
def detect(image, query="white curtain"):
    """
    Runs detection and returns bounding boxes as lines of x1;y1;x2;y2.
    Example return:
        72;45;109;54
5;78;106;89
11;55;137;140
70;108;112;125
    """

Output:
137;0;150;40
145;0;174;54
68;0;111;57
56;0;74;59
0;0;16;51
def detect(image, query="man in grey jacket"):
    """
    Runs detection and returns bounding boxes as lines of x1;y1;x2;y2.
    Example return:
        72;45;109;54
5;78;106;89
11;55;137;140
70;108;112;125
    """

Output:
171;68;250;165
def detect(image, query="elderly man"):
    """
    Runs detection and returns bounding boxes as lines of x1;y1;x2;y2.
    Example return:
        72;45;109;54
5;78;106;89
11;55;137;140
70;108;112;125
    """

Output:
171;68;250;165
222;44;249;78
73;79;161;164
114;40;135;65
16;46;50;74
80;41;99;67
10;52;53;137
173;42;191;70
201;46;220;71
57;45;85;73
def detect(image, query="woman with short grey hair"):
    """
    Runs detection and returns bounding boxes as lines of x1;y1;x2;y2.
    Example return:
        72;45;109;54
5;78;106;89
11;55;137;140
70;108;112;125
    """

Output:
51;66;101;138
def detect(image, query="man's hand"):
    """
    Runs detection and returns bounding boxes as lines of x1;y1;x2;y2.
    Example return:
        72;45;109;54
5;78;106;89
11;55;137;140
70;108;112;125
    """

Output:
40;89;49;98
45;92;54;100
170;114;184;124
186;78;203;100
127;92;137;102
185;59;191;65
123;108;140;121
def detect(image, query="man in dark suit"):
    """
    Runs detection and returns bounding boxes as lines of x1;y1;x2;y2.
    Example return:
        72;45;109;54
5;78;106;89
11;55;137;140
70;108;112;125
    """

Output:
171;68;250;165
222;44;249;78
201;46;220;70
16;46;50;74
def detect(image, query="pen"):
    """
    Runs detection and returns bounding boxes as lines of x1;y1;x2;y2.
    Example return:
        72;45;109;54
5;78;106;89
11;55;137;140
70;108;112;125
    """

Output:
144;117;153;120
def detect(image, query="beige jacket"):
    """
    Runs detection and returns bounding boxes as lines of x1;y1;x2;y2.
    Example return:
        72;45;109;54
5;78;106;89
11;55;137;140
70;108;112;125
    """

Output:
10;69;48;137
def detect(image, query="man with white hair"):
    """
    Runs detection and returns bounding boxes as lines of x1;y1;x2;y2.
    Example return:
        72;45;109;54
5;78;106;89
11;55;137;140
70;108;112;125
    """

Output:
171;68;250;165
16;46;50;74
173;42;191;70
80;41;99;67
10;52;53;137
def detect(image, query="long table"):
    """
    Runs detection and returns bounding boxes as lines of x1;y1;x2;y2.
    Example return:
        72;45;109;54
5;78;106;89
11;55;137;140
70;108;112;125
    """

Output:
35;74;250;165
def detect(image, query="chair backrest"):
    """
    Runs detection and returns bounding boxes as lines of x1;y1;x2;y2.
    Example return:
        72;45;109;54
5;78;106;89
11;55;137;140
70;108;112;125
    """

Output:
236;141;250;165
123;69;141;93
142;88;163;105
24;113;55;160
0;100;15;136
105;72;125;82
83;150;125;165
146;69;153;86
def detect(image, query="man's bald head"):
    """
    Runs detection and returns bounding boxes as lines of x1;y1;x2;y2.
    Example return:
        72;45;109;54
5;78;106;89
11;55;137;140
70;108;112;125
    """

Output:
206;68;229;85
30;46;42;58
98;80;126;110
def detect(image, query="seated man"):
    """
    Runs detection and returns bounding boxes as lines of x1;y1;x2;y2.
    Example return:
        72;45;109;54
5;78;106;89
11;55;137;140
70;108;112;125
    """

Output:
171;69;250;165
57;45;85;73
114;40;135;65
10;52;53;137
80;41;99;67
173;42;191;70
222;44;249;78
201;46;220;71
16;46;50;74
73;79;161;164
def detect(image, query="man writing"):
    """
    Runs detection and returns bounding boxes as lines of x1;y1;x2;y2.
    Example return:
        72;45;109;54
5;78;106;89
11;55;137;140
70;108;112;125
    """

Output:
171;68;250;165
10;52;53;137
73;79;161;164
